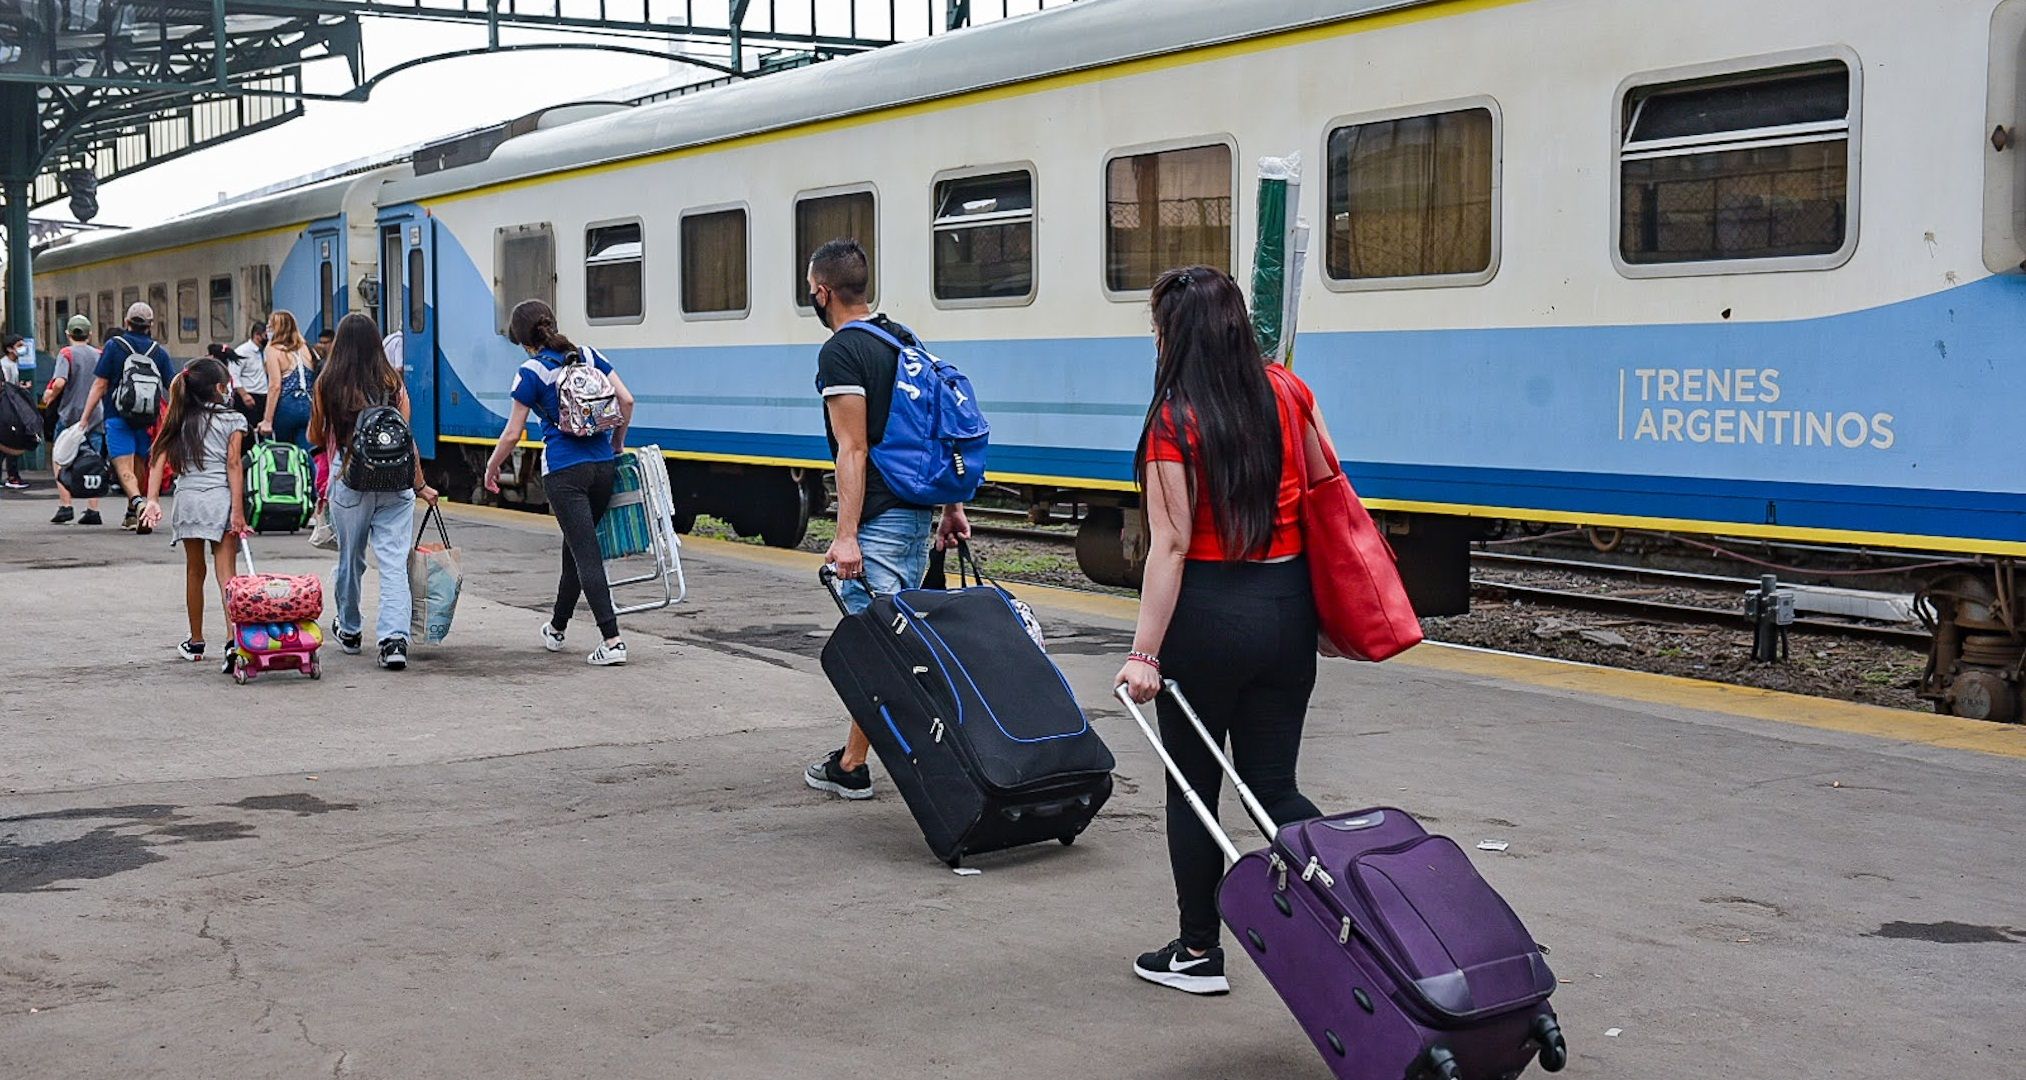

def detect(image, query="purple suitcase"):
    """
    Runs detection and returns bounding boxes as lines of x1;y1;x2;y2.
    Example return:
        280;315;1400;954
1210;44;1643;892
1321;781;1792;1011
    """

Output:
1120;684;1568;1080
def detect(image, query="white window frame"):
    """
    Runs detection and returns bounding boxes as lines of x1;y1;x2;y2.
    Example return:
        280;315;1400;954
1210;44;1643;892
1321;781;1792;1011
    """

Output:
1612;47;1863;280
1320;96;1503;293
1100;135;1240;302
583;215;647;326
930;162;1039;311
678;201;752;322
794;182;880;316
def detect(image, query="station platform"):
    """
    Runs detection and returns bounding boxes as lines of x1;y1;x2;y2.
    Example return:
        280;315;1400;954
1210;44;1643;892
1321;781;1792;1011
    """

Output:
2;487;2021;1079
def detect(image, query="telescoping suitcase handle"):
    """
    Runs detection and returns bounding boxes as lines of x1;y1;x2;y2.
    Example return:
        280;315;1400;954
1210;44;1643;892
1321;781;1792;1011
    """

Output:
1114;680;1285;867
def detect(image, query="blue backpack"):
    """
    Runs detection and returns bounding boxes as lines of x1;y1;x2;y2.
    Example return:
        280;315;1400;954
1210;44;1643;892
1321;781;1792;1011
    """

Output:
840;320;989;506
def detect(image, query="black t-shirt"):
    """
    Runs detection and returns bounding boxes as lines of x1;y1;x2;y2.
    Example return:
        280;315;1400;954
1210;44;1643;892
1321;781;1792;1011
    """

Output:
817;314;930;521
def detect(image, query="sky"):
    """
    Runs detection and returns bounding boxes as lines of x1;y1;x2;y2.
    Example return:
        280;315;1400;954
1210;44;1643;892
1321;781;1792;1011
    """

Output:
37;1;1064;228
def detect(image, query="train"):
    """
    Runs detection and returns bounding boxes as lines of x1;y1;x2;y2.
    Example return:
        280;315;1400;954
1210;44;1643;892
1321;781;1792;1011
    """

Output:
22;0;2026;716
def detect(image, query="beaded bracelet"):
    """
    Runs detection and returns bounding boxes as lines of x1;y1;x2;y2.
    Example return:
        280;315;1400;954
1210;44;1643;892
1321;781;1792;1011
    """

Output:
1127;651;1161;670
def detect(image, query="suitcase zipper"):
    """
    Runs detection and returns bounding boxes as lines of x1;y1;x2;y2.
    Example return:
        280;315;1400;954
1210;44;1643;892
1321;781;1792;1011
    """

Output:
1339;917;1353;945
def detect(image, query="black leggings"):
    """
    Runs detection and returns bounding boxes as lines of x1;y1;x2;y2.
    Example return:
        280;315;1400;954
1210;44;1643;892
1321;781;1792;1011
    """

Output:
1157;558;1321;951
547;459;619;641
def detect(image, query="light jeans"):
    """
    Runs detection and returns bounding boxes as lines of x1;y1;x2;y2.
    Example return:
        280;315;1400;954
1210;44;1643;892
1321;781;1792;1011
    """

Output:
329;473;415;643
835;507;933;616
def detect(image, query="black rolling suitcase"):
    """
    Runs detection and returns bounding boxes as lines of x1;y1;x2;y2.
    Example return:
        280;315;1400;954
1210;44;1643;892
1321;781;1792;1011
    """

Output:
818;550;1114;867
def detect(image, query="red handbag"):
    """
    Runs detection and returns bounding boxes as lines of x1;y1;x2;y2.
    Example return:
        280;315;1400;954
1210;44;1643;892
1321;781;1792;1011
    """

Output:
1274;367;1423;661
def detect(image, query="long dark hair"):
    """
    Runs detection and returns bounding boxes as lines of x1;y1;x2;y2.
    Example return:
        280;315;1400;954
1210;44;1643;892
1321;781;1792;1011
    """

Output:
153;357;234;474
507;299;581;363
311;312;402;447
1134;266;1281;560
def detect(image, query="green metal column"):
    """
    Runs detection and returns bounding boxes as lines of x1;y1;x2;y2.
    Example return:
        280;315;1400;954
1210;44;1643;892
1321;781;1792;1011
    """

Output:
2;83;36;346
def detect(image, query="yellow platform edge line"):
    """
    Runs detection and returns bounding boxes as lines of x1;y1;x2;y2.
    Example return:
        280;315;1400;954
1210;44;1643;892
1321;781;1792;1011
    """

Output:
437;500;2026;761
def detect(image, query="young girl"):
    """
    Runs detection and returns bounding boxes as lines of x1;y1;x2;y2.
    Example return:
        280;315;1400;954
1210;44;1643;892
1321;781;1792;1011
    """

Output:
138;357;249;665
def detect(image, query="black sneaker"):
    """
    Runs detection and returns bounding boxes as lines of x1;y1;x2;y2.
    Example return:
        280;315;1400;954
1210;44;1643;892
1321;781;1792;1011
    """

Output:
332;621;362;655
177;639;205;662
1133;939;1230;996
803;748;874;800
377;637;408;670
78;509;103;526
50;506;74;524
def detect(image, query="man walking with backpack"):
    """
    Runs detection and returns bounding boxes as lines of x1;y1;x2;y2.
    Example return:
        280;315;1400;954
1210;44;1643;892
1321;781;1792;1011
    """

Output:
71;302;177;533
802;239;974;800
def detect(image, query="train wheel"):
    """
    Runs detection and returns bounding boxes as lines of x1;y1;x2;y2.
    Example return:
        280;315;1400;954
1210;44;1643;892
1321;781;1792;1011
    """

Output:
1076;507;1140;588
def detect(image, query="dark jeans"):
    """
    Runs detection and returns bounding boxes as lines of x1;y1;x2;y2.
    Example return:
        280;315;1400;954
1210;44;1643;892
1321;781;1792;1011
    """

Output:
1158;557;1322;951
548;459;619;641
237;392;268;435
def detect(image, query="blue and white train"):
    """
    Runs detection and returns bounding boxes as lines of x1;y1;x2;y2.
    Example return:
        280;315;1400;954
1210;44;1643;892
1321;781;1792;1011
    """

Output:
29;0;2026;607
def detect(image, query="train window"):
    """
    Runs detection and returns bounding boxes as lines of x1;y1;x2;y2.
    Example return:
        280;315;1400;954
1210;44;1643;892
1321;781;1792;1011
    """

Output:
173;280;196;343
207;277;233;342
120;285;140;316
407;248;426;333
318;258;336;334
147;284;169;336
54;297;68;338
1104;141;1234;295
584;220;645;324
681;206;749;318
74;294;89;335
242;265;272;325
932;167;1036;307
1325;104;1498;288
37;295;50;348
1617;57;1857;274
795;189;876;310
495;222;556;334
96;291;113;338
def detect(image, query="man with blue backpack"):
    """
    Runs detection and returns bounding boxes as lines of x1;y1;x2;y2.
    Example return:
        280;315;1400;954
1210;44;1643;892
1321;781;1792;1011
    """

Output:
70;302;177;534
804;238;980;799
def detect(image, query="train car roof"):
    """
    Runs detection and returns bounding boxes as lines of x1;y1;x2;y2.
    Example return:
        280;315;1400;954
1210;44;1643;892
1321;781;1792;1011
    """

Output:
382;0;1438;204
34;172;368;273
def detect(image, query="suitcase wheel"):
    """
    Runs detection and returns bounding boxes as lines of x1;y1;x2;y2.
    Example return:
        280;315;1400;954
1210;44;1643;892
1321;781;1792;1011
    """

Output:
1057;834;1075;847
945;854;963;869
1533;1015;1568;1073
1417;1046;1461;1080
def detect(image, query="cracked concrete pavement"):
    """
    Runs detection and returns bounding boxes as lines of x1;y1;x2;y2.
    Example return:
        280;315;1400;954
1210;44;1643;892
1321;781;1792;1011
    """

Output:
3;489;2023;1079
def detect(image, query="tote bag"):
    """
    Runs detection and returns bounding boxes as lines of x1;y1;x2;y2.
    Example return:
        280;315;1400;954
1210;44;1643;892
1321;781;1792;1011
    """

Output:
1272;366;1423;661
408;505;463;645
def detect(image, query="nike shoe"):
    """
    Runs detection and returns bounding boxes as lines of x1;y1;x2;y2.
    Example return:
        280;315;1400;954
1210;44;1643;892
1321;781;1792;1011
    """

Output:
3;477;28;490
803;748;874;800
177;639;205;662
539;622;566;652
378;637;408;670
1132;939;1230;996
587;640;627;667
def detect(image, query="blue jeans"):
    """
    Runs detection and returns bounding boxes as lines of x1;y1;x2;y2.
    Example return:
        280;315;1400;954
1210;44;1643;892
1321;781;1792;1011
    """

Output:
329;474;415;643
835;507;934;615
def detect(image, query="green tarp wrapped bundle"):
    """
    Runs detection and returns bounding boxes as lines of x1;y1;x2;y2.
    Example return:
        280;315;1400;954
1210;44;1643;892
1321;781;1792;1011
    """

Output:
1250;153;1307;365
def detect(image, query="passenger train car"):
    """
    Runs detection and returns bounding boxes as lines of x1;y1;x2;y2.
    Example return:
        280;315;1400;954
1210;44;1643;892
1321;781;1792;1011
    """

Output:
29;0;2026;614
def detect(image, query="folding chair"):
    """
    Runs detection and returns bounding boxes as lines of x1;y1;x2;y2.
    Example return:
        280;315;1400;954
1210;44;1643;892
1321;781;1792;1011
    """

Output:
597;444;687;615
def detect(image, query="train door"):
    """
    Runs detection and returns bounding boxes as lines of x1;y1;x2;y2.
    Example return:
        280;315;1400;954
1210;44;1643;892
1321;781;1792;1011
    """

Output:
377;205;436;458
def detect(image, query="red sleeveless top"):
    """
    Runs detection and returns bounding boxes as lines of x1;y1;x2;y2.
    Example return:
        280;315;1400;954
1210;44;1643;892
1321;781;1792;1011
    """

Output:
1142;363;1315;562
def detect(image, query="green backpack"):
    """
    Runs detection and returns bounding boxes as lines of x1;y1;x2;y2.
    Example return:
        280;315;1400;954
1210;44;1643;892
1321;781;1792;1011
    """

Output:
244;439;317;533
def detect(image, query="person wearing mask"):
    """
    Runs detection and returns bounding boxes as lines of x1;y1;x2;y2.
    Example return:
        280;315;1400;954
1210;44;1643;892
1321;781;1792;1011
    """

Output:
1116;267;1331;997
1;334;26;489
482;299;636;667
260;310;317;450
232;320;270;429
307;312;437;671
44;315;103;523
70;302;178;532
313;329;334;363
800;239;970;799
135;356;247;665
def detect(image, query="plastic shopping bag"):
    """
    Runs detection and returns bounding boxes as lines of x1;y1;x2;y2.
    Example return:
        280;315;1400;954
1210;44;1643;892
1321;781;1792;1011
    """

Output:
408;506;463;645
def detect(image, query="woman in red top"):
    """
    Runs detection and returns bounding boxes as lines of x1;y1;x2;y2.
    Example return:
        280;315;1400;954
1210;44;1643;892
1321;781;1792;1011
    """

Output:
1117;266;1331;997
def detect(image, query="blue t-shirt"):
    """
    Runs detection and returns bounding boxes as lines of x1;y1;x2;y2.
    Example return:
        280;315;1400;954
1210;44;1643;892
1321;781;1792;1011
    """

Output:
510;347;617;475
94;333;178;388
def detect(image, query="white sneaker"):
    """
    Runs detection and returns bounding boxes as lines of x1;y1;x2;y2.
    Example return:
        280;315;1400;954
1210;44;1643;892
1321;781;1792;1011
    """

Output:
539;622;565;652
588;640;627;666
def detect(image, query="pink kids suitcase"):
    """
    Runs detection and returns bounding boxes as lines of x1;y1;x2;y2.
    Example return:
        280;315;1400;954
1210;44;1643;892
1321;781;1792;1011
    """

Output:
223;541;324;684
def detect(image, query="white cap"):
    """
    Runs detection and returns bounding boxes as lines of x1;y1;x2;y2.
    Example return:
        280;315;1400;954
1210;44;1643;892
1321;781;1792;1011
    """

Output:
125;301;154;324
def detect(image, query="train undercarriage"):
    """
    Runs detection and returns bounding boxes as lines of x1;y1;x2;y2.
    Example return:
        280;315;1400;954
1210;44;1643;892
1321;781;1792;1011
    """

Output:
433;445;2021;724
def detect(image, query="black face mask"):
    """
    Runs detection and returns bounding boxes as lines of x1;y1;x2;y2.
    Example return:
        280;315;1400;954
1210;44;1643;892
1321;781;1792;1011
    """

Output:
813;290;834;330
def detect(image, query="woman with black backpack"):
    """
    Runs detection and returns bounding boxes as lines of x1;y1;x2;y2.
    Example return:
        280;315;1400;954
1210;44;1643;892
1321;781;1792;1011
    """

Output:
308;312;437;671
482;298;635;667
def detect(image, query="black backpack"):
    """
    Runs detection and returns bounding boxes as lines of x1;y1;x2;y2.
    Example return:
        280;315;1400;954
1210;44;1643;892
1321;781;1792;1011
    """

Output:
344;402;416;492
59;435;110;498
0;382;42;453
